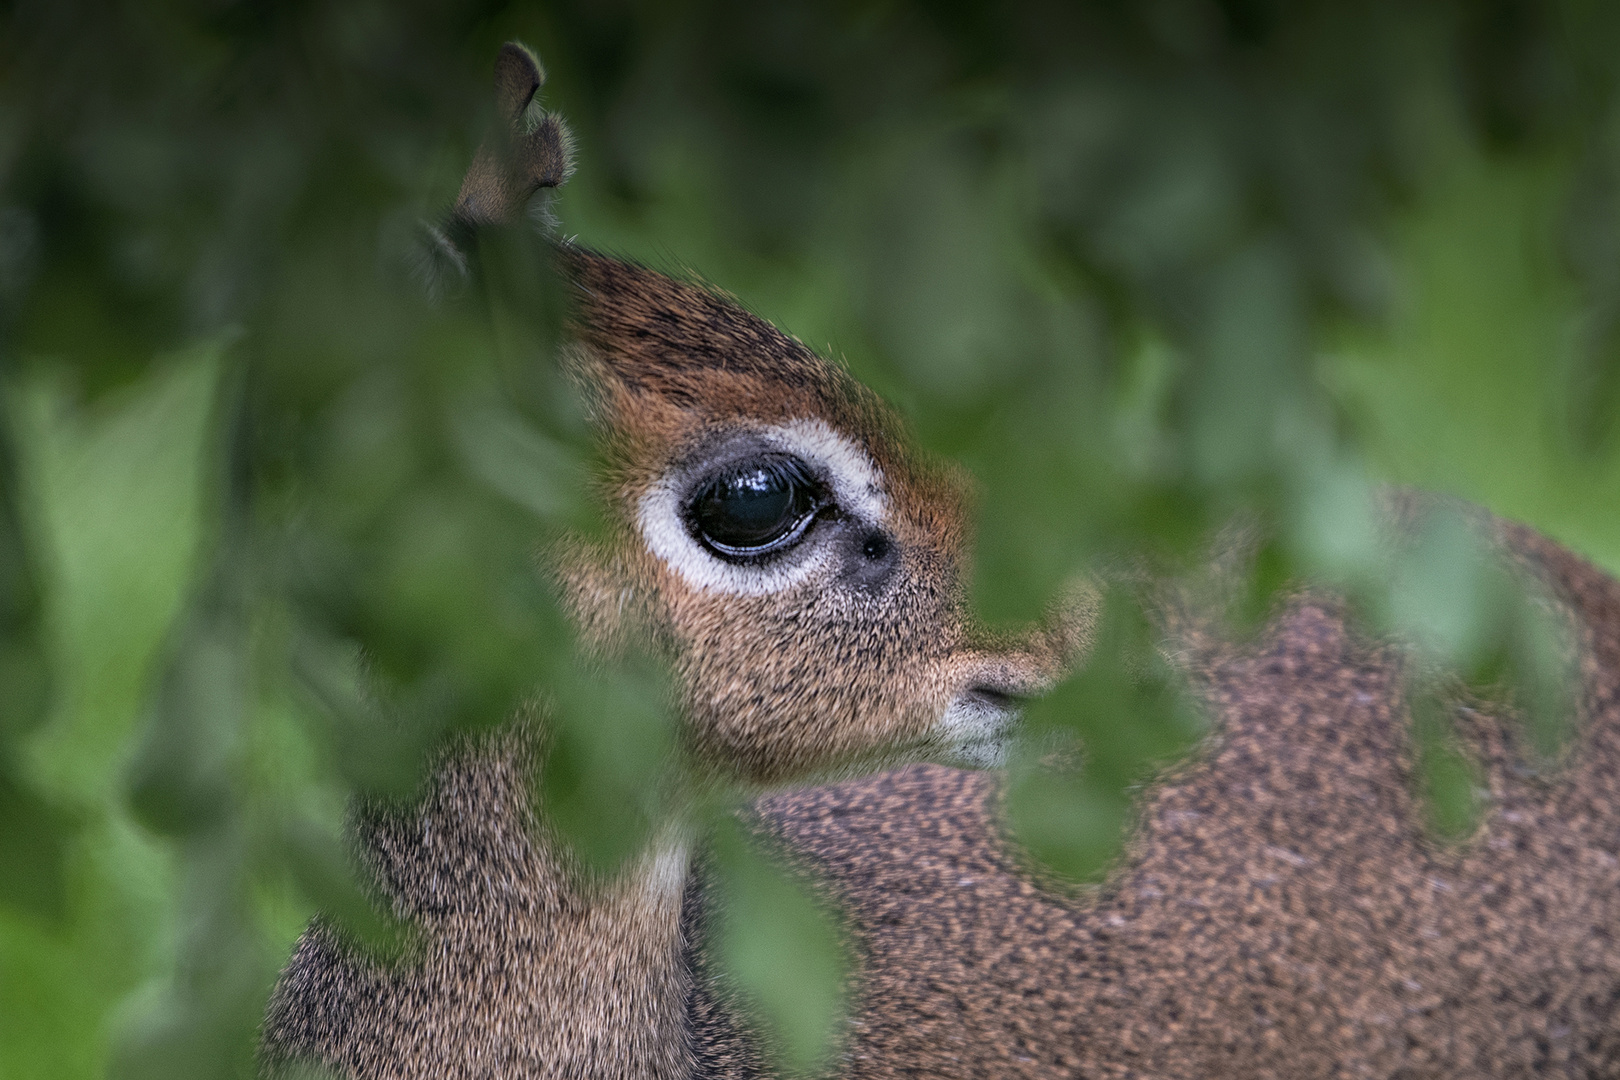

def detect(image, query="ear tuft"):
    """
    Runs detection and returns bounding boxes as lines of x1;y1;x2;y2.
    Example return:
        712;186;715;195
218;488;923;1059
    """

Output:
416;43;576;299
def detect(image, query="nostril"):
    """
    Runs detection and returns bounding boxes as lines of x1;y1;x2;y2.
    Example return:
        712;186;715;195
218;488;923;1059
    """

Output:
862;532;892;562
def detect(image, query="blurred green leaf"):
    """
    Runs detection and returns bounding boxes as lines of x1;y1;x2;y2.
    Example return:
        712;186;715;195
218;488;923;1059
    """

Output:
1386;508;1500;665
0;409;51;745
291;632;441;800
1508;593;1576;764
127;606;245;838
10;346;221;805
1409;686;1487;842
540;649;677;876
1007;766;1130;885
1185;239;1304;486
0;765;73;921
278;818;409;962
707;815;848;1077
1007;588;1206;884
0;638;51;743
1378;506;1576;767
452;398;584;522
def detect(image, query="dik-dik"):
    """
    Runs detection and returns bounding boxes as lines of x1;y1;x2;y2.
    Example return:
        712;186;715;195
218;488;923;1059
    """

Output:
263;44;1620;1079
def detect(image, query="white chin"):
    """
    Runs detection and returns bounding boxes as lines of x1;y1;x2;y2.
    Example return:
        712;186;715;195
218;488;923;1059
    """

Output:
936;693;1020;768
950;735;1012;769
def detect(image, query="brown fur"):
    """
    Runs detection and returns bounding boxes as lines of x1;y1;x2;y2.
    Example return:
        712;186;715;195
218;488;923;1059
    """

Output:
262;240;1077;1073
737;521;1620;1076
262;721;695;1080
265;42;1620;1080
453;43;574;228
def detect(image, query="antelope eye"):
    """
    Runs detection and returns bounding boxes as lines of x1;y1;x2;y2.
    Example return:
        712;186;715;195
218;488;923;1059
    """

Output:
687;455;827;560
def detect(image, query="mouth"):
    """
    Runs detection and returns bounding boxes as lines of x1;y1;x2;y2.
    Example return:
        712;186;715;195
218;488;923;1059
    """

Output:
964;684;1022;711
935;682;1031;768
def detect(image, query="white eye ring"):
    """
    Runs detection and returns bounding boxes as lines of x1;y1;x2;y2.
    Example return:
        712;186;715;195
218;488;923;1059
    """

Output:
637;418;888;596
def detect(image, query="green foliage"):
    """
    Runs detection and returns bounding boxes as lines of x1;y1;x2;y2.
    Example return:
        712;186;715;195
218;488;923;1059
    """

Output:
540;650;677;877
4;0;1620;1076
707;817;848;1077
1006;589;1206;884
1409;688;1487;843
1381;508;1575;761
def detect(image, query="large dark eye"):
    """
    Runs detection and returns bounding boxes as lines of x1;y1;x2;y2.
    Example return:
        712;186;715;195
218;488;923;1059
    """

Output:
687;455;827;560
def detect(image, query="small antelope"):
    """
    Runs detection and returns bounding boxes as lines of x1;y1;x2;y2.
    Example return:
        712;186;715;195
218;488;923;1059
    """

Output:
262;44;1077;1080
264;44;1620;1079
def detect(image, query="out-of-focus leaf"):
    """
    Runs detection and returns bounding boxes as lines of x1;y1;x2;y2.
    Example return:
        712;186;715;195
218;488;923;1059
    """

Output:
1507;593;1576;764
1007;589;1206;884
1325;152;1620;572
540;649;677;876
1226;533;1297;640
1565;311;1620;456
1378;505;1576;767
10;347;221;804
0;407;51;745
1007;765;1129;885
127;605;244;838
291;633;437;801
475;226;570;379
0;766;73;921
452;399;583;522
279;818;408;961
1282;413;1382;587
1385;508;1499;665
1185;239;1304;486
1409;686;1487;842
707;815;848;1077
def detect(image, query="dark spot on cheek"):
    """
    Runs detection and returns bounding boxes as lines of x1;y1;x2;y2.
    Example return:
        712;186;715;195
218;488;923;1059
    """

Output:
863;533;891;562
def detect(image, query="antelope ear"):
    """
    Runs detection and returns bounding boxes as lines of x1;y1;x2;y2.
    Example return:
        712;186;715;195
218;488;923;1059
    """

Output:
492;42;543;122
418;42;576;297
454;41;576;228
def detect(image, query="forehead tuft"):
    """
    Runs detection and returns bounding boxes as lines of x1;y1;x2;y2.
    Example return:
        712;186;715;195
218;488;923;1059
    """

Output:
566;248;856;420
561;248;968;536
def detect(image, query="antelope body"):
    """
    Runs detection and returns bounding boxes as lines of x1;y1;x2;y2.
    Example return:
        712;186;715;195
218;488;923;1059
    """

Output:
744;530;1620;1076
263;44;1620;1079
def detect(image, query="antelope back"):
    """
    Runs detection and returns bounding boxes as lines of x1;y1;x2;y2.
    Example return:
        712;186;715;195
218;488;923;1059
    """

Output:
726;518;1620;1078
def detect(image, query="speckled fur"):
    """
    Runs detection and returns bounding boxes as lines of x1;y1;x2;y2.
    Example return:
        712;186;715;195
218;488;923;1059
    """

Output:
261;721;695;1080
262;244;1075;1080
732;518;1620;1078
262;45;1075;1079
